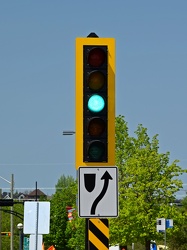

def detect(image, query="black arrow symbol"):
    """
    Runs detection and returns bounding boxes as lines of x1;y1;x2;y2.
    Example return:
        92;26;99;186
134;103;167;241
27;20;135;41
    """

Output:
90;171;113;215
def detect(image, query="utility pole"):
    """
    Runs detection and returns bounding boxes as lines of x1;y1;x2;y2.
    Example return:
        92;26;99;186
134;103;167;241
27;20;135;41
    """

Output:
0;174;14;250
10;174;14;250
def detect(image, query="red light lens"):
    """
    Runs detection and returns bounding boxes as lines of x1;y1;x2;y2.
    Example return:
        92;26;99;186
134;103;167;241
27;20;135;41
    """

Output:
87;48;106;67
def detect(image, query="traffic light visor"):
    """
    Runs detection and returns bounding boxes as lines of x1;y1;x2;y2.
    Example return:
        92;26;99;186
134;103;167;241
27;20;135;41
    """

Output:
87;48;106;67
88;94;105;112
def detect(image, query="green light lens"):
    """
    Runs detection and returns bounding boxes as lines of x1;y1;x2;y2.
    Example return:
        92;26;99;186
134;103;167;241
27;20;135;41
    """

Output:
88;141;105;161
88;95;105;113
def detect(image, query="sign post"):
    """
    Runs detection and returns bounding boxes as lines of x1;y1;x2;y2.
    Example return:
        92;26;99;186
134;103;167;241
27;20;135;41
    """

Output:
24;202;50;250
157;218;173;249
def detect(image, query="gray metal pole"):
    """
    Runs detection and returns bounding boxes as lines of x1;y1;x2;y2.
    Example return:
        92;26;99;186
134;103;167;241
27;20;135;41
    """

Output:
35;202;39;250
10;174;14;250
18;228;23;250
164;219;166;249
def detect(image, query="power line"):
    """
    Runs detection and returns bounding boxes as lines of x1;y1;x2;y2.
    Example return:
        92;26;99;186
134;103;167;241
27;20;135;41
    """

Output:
0;163;74;166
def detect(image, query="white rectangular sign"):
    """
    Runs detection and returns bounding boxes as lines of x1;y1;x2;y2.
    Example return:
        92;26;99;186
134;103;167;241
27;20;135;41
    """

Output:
157;218;165;232
24;201;50;234
78;167;118;218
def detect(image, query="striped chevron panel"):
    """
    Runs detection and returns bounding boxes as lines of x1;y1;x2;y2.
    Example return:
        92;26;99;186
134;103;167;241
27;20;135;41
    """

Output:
88;218;109;250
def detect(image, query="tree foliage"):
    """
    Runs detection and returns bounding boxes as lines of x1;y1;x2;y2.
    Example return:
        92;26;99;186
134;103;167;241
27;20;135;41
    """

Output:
110;115;186;250
4;117;187;250
167;197;187;250
65;213;85;250
0;203;24;250
44;174;77;250
55;175;75;193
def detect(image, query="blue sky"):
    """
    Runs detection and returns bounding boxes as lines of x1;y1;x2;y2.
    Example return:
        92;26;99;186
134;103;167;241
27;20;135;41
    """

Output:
0;1;187;196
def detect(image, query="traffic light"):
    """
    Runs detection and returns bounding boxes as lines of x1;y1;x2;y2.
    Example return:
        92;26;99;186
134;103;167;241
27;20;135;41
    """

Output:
0;199;14;206
1;232;11;236
83;45;108;163
75;34;115;169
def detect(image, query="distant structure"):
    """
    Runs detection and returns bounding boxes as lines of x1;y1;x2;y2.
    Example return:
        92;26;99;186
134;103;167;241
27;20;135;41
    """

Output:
1;189;47;201
27;189;47;200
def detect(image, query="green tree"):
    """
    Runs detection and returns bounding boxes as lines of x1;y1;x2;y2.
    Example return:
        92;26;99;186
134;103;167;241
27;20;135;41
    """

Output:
65;213;85;250
64;176;85;250
110;115;185;250
167;197;187;250
44;175;77;250
1;203;24;250
55;175;75;193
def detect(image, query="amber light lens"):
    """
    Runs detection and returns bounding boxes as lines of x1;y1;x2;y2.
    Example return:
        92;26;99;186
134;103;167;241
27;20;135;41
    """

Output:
88;71;105;91
88;118;106;136
87;48;106;67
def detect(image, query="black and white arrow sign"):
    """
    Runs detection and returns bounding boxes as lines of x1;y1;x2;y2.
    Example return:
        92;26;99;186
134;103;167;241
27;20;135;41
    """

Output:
78;167;118;218
90;171;112;215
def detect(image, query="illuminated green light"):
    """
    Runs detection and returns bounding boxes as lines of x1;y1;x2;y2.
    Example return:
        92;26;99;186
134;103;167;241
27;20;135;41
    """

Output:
88;95;105;113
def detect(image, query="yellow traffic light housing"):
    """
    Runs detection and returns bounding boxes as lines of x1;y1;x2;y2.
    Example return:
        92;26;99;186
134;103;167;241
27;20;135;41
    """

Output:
1;232;11;236
75;35;115;169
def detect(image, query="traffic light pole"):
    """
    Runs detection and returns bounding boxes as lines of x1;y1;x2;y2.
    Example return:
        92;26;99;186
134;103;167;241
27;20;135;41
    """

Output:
85;219;88;250
75;34;115;250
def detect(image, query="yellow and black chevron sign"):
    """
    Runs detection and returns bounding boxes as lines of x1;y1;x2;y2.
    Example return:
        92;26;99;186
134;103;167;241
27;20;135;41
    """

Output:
88;218;109;250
